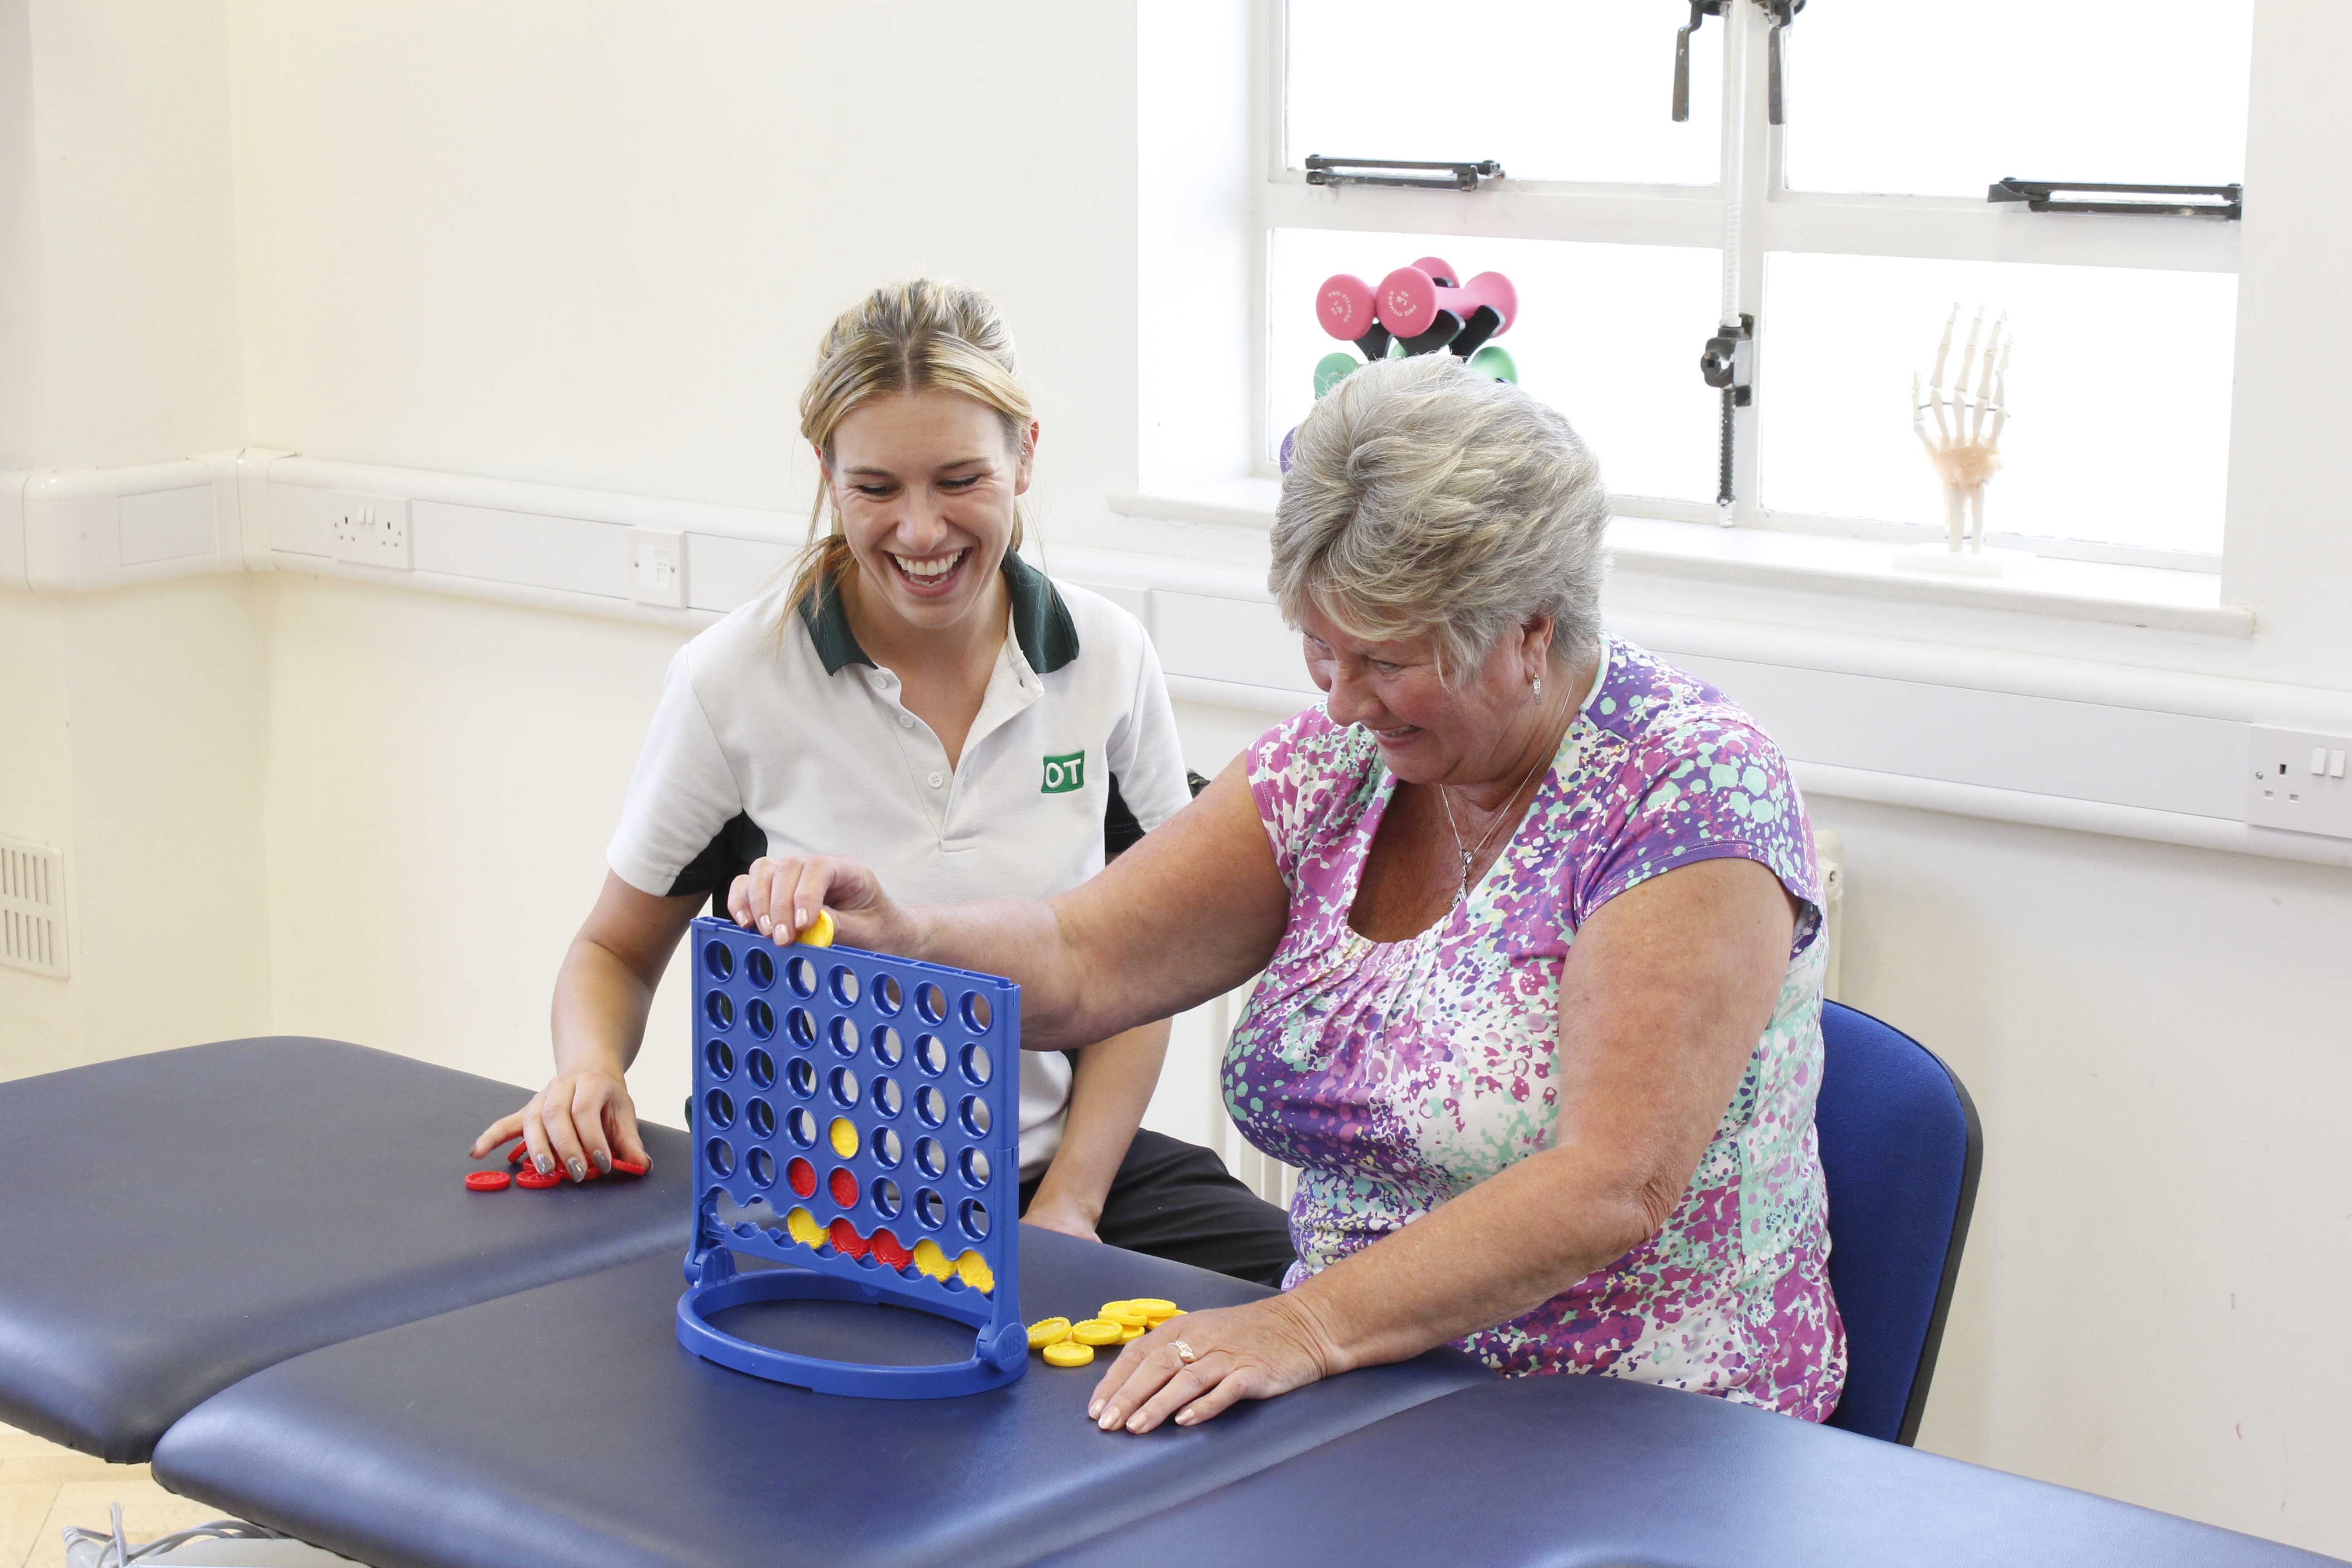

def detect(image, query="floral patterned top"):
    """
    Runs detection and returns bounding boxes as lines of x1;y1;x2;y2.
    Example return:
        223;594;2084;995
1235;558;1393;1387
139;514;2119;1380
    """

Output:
1225;636;1847;1419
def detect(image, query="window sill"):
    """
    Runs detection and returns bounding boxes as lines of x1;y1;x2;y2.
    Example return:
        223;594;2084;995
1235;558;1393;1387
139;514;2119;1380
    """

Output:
1105;482;2251;639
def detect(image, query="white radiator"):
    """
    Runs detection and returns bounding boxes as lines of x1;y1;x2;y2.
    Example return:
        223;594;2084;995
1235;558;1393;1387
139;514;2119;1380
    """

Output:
1202;977;1300;1208
1815;826;1846;1003
1201;828;1847;1208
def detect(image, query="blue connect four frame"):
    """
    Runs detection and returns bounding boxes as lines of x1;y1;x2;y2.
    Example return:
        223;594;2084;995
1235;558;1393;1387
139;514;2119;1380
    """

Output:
676;915;1028;1397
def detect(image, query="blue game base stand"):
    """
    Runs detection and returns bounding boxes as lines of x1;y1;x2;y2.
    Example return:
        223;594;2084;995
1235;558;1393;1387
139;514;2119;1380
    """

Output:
677;916;1028;1399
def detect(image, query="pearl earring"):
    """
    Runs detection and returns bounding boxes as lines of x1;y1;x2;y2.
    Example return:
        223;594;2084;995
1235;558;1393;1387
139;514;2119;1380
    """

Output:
1532;677;1544;700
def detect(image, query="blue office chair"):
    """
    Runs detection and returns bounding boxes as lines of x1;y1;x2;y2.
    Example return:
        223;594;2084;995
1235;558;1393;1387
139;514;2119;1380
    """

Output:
1814;1000;1983;1446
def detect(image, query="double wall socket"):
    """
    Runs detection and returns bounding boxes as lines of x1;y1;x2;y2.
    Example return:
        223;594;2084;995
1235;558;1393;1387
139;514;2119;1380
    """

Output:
2244;725;2352;839
328;495;411;568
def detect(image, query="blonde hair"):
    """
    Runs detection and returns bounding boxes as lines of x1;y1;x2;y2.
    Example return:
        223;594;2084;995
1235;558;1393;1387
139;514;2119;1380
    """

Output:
783;279;1035;617
1270;353;1608;685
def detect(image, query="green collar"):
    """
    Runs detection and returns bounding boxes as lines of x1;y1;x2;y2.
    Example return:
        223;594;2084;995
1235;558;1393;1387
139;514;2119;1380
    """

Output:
797;549;1079;677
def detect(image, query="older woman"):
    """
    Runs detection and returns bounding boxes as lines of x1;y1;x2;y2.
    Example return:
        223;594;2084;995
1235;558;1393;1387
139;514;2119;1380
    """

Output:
731;353;1846;1433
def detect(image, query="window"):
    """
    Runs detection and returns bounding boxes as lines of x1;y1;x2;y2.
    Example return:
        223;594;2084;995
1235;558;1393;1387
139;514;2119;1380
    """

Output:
1272;0;2252;567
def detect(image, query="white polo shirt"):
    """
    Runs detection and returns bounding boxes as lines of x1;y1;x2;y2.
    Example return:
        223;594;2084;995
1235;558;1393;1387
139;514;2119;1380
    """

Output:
607;553;1192;1173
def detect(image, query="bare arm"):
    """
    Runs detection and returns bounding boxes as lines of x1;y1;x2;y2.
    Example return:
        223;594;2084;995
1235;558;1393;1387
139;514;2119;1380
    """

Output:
1088;855;1802;1432
470;871;703;1179
729;753;1292;1051
1023;1019;1171;1241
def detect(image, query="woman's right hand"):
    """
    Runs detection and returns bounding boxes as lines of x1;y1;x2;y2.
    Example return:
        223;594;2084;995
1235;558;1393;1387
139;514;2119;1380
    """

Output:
470;1065;648;1182
727;854;916;953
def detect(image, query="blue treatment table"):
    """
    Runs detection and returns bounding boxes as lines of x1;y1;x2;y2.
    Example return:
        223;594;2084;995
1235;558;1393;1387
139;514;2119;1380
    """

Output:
0;1038;694;1461
150;1228;1490;1568
20;1039;2341;1567
1040;1372;2344;1568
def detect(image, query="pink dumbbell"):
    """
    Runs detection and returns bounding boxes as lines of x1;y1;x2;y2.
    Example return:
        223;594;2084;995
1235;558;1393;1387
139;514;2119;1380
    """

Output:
1317;273;1392;363
1376;265;1518;357
1317;259;1460;361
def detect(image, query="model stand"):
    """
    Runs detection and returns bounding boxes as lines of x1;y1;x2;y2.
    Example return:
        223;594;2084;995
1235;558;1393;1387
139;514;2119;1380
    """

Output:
1902;304;2016;576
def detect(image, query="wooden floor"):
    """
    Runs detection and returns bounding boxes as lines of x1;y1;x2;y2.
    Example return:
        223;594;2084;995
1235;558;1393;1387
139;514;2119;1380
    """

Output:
0;1423;245;1568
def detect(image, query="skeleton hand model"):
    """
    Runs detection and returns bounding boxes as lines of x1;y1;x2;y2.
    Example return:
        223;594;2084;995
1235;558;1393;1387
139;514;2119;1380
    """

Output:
1912;306;2012;553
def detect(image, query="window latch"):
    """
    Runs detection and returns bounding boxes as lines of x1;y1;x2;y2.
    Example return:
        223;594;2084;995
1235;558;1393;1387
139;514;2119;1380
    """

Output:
1303;156;1504;193
1755;0;1804;127
1672;1;1724;123
1988;178;2243;220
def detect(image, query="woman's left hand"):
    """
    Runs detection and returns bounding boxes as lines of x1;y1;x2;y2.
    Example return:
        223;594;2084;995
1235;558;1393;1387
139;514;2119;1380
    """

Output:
1020;1194;1104;1245
1087;1295;1339;1434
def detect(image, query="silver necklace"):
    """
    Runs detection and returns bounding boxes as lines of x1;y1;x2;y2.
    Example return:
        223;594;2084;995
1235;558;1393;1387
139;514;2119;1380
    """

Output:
1436;731;1559;902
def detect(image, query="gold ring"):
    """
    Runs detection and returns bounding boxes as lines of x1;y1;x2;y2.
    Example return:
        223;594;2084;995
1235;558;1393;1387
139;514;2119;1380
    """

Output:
1173;1339;1198;1365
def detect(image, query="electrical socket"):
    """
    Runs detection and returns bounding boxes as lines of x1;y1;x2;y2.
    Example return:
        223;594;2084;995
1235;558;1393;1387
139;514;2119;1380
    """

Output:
628;527;687;608
328;495;411;568
2244;725;2352;839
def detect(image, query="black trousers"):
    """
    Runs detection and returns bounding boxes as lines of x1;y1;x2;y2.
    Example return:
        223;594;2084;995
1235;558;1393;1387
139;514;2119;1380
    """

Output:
1019;1128;1297;1289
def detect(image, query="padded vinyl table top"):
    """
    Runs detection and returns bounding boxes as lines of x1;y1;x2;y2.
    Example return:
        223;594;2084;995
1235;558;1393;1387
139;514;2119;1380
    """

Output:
0;1038;695;1461
152;1229;1490;1568
1040;1373;2346;1568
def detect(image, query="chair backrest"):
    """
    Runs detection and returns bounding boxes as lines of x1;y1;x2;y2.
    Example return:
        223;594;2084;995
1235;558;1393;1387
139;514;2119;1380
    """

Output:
1814;1000;1983;1445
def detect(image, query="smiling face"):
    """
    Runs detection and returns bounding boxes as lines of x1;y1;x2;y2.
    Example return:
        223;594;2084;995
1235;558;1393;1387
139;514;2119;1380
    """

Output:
823;389;1035;638
1298;598;1555;788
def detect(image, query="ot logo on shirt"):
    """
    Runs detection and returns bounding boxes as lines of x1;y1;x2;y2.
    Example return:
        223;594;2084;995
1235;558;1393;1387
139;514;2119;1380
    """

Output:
1041;751;1086;794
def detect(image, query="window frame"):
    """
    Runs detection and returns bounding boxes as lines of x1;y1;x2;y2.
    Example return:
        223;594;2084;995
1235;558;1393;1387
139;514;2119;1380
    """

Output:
1261;0;2243;574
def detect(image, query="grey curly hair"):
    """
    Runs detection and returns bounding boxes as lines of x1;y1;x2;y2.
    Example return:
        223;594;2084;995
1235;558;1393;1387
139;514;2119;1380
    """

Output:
1269;353;1608;684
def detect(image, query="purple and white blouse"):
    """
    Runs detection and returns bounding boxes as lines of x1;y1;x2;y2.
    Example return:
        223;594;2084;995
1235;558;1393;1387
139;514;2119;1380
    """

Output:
1226;636;1846;1419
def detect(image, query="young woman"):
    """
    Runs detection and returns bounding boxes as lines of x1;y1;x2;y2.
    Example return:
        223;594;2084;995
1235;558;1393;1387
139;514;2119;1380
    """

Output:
470;280;1294;1284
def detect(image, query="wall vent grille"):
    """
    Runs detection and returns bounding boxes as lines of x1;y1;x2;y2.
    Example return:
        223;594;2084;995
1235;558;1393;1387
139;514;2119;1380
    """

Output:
0;836;69;979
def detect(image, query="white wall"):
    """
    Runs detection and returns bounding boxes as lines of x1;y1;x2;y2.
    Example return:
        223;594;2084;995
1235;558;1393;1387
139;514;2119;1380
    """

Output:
2219;0;2352;690
0;593;78;1072
0;0;39;468
4;0;2351;1558
3;0;244;469
226;0;1140;528
0;576;273;1081
0;0;268;1074
1817;796;2352;1539
257;575;695;1111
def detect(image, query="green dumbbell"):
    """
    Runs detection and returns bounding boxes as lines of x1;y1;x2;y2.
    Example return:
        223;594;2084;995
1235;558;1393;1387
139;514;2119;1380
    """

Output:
1313;352;1359;399
1466;344;1519;384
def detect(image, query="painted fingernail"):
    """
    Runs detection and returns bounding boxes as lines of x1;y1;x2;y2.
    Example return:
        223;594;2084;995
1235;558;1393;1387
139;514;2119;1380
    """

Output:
1098;1408;1120;1430
568;1159;587;1181
536;1156;554;1176
593;1151;612;1173
1176;1410;1196;1425
1086;1401;1102;1419
757;916;771;935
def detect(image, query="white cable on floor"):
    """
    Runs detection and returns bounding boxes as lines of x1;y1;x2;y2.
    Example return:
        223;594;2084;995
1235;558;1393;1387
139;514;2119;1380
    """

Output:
61;1503;290;1568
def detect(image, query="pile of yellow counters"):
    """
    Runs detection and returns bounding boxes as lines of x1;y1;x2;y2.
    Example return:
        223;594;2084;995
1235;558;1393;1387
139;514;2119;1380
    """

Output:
1028;1298;1186;1368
